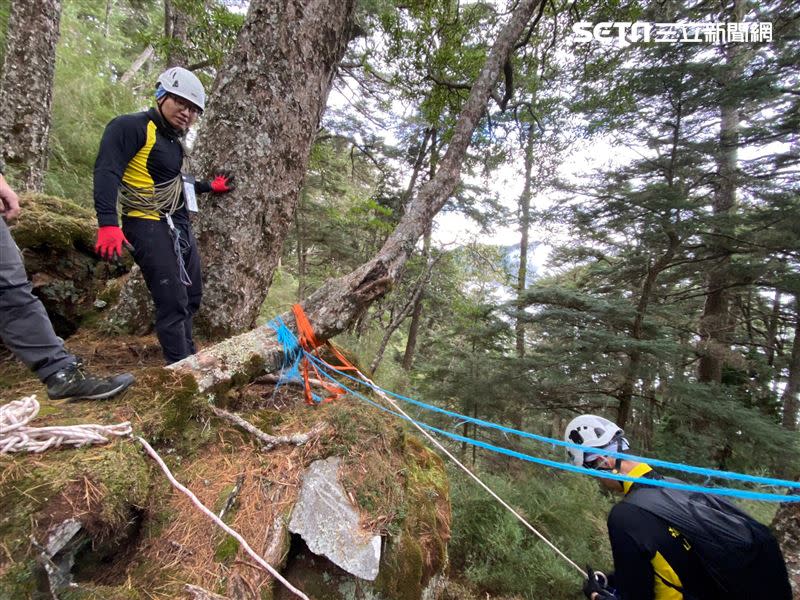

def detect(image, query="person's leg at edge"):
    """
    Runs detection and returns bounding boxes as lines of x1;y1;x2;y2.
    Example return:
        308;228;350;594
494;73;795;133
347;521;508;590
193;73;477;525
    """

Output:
0;219;134;400
0;218;75;379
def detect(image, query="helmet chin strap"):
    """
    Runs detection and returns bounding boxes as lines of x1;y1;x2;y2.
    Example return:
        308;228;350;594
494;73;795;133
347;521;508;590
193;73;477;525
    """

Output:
593;436;624;474
613;436;623;474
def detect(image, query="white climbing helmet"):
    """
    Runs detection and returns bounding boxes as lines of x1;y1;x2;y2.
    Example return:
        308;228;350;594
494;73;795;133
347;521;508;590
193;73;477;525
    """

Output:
156;67;205;112
564;414;625;467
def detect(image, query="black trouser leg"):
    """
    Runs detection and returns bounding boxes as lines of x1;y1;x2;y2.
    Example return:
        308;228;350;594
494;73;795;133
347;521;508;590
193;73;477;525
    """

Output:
123;217;202;364
0;219;75;380
183;225;202;355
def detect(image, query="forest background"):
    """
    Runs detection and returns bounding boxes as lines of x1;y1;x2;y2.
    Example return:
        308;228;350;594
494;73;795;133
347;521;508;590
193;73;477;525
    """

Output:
0;0;798;598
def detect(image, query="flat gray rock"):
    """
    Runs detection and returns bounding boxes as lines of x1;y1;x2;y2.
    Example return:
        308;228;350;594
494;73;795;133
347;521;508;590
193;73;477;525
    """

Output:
289;456;382;580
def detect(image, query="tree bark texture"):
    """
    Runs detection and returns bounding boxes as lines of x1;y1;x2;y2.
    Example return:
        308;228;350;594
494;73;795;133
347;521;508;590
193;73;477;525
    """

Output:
772;498;800;597
0;0;63;192
782;297;800;431
105;266;155;335
170;0;543;389
190;0;356;338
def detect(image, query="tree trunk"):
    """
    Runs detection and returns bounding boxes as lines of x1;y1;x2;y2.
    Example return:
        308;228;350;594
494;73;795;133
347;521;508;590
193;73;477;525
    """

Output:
771;497;800;596
400;228;430;371
164;0;191;68
782;296;800;431
369;254;439;374
697;0;745;383
120;45;155;85
766;289;782;367
0;0;63;192
269;0;542;341
402;131;439;371
171;0;544;389
618;87;684;426
617;233;678;428
190;0;356;338
515;124;534;359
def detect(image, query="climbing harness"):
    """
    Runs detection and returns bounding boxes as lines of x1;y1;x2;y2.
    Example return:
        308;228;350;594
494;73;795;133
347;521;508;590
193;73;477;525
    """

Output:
117;173;193;287
0;395;131;453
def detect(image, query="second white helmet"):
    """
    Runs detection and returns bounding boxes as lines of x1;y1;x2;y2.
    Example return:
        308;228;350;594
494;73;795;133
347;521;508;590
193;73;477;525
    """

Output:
156;67;205;112
564;414;625;467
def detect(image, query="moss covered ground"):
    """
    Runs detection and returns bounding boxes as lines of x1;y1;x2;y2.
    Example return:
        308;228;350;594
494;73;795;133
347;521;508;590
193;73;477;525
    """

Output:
0;327;451;600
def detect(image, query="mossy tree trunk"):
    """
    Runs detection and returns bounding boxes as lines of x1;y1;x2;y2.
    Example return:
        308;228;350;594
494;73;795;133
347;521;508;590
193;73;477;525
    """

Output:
0;0;62;192
190;0;357;339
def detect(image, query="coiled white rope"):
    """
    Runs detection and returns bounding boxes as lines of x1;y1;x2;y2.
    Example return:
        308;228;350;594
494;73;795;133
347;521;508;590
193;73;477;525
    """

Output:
0;396;132;454
1;396;309;597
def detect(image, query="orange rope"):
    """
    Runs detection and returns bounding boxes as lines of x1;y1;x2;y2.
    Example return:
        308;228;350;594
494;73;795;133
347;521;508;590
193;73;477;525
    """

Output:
291;304;357;405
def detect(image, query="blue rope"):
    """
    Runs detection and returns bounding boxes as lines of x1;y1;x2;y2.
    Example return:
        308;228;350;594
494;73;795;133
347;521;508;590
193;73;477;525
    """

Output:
303;352;800;491
305;357;800;503
266;316;800;500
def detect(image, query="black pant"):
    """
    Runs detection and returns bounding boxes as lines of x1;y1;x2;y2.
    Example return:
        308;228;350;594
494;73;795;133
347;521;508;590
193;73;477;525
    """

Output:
122;217;202;364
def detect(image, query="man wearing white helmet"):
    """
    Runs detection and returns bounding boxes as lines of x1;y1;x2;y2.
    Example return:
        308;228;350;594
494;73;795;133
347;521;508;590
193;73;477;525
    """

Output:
92;67;235;363
564;414;791;600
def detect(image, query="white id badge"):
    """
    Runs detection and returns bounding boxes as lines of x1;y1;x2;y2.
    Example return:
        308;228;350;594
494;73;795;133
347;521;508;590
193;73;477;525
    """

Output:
182;174;198;212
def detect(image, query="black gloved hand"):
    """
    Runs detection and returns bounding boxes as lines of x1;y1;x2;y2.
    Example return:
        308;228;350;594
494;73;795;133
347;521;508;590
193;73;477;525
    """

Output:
583;565;616;599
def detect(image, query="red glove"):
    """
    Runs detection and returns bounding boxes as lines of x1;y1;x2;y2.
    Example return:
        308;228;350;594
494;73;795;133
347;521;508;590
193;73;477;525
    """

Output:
95;226;133;260
210;170;235;193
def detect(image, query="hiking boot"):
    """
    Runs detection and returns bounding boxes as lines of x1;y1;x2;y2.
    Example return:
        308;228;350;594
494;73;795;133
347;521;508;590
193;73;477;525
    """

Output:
46;361;135;401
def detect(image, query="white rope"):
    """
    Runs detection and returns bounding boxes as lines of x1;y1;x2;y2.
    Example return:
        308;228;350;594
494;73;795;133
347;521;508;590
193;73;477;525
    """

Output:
351;369;588;579
0;396;132;454
136;437;310;600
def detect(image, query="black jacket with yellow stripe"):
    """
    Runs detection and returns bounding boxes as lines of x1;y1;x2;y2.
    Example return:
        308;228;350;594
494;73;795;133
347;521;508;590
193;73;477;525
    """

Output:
93;107;210;227
606;464;724;600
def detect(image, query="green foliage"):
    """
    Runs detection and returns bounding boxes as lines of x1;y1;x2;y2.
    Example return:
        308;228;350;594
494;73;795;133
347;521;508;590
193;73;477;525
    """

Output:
46;0;156;204
449;464;613;599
